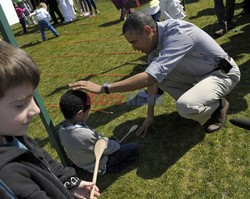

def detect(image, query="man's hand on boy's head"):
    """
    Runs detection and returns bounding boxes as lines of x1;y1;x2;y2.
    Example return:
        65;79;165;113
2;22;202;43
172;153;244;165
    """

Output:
69;81;104;94
73;180;100;199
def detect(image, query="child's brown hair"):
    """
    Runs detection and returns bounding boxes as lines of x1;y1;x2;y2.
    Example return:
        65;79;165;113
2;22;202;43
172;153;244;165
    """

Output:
0;41;40;98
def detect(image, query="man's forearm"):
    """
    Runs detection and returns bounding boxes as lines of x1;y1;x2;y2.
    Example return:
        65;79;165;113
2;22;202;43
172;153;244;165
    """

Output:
146;83;158;118
108;72;157;93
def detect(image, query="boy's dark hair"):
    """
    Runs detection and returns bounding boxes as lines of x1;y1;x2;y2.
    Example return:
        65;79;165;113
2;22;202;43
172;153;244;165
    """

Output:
0;41;40;99
122;12;156;35
59;90;91;120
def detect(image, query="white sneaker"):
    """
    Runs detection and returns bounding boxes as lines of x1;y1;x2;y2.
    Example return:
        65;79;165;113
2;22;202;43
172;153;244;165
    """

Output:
83;12;90;17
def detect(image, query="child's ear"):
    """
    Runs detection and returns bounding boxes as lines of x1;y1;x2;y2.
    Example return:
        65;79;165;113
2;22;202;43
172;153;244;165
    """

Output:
77;110;83;116
143;25;153;35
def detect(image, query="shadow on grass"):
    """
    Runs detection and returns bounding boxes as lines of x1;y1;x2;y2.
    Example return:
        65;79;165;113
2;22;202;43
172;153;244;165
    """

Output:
20;40;43;48
132;113;204;179
189;7;215;20
99;19;123;27
14;25;40;37
46;56;147;97
227;59;250;114
19;34;61;48
87;94;155;129
220;24;250;114
75;112;205;192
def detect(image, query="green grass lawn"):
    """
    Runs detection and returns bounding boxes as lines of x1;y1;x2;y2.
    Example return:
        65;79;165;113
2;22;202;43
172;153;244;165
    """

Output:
7;0;250;198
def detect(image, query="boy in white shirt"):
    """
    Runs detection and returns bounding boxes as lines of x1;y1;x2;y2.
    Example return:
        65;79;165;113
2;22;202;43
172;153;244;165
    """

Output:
30;2;59;41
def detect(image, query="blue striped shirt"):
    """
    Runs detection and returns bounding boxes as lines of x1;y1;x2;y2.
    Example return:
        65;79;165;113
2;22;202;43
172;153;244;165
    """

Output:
145;19;228;83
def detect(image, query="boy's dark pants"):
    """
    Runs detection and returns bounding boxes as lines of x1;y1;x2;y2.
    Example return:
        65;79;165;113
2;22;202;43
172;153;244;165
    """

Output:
20;18;27;33
106;142;139;173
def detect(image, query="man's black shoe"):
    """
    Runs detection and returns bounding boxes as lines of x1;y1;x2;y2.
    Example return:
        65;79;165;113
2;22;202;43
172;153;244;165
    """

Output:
205;98;229;133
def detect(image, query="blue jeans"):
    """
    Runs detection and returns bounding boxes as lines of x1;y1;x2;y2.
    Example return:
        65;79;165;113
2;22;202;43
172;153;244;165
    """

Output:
38;18;58;41
106;142;139;173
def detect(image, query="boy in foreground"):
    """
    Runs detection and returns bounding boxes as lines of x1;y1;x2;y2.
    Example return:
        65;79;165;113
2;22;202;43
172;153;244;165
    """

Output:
0;41;100;199
59;90;139;174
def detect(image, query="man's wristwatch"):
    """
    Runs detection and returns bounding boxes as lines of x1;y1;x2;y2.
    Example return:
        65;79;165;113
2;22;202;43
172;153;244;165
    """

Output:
102;83;110;94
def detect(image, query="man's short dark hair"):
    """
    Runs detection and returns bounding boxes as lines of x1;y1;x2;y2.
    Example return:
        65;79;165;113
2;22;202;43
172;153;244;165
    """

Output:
122;12;156;34
59;90;91;120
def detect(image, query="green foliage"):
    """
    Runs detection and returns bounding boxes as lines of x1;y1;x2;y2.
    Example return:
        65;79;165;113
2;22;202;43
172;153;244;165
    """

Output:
11;0;250;198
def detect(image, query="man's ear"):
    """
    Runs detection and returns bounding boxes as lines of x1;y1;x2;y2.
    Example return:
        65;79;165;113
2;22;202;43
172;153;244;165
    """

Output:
143;25;153;35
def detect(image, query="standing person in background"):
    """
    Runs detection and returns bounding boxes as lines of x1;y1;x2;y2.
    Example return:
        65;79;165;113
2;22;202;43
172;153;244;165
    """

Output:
58;0;76;22
23;0;37;25
12;0;29;28
12;0;37;26
111;0;131;20
85;0;100;16
12;0;24;8
160;0;186;20
29;2;59;41
124;0;186;21
124;0;161;22
47;0;65;24
214;0;235;36
78;0;90;17
30;0;37;10
13;3;28;34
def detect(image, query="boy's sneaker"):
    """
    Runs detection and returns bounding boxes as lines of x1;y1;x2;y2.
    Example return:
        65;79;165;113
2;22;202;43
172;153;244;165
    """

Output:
95;10;100;14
